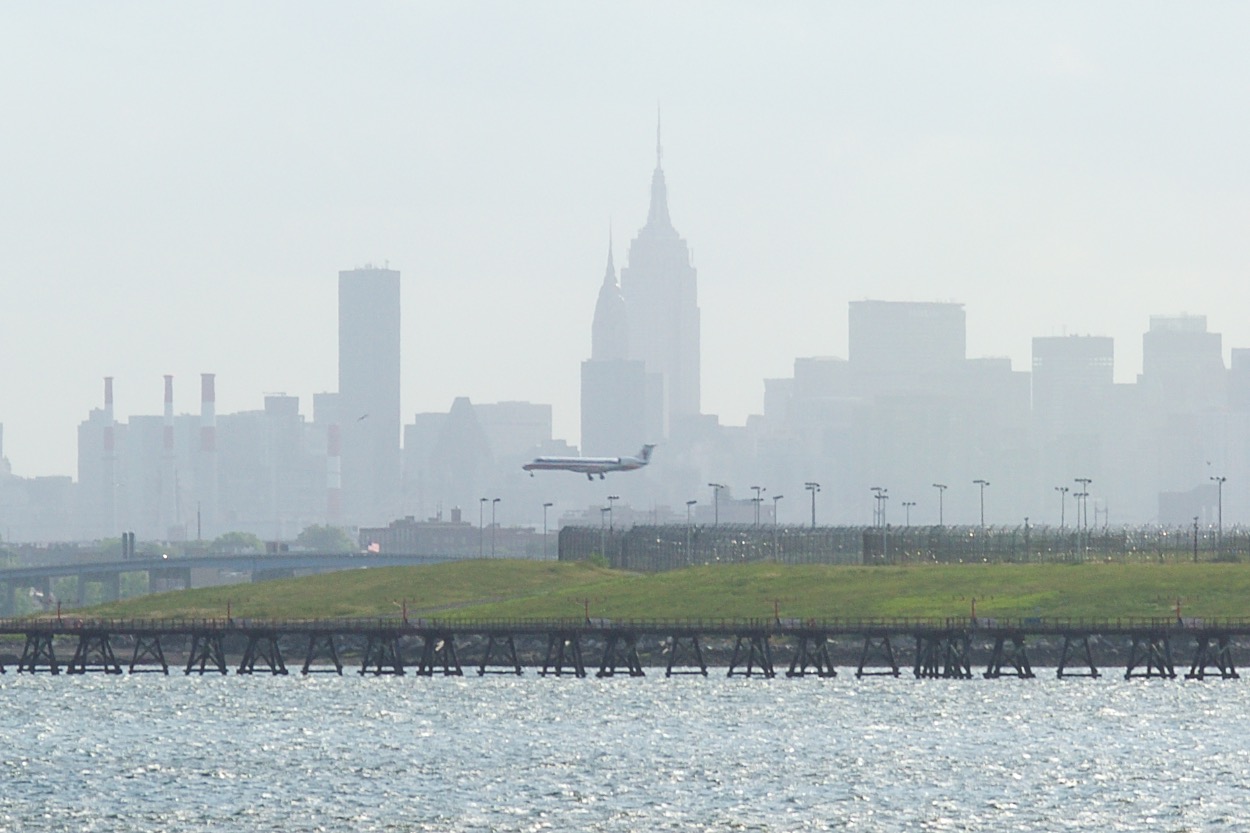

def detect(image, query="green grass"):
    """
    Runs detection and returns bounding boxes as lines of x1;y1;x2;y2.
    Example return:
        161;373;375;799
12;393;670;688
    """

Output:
76;560;1250;622
82;560;619;620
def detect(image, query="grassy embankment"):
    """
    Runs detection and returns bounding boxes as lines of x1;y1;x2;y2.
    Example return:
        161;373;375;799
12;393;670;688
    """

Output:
78;559;1250;622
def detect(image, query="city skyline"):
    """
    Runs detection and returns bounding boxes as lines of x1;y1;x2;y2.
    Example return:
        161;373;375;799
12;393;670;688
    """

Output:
5;4;1250;478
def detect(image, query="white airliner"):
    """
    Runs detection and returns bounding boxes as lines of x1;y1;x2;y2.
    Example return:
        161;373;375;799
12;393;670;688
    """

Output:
523;444;656;480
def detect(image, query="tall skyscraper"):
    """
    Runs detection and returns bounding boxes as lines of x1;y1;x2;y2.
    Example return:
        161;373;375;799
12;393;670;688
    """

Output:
581;236;648;455
618;119;701;436
338;265;401;525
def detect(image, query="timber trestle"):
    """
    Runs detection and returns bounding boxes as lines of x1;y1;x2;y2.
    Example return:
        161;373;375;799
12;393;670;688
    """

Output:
478;633;522;675
984;633;1034;679
913;629;972;679
360;631;405;676
1124;632;1175;679
186;631;228;675
238;631;288;675
665;633;708;677
416;631;463;677
597;630;645;677
1056;633;1100;679
788;632;836;678
302;633;343;675
540;631;586;677
67;630;123;674
18;632;59;674
727;631;774;678
130;635;170;674
856;634;900;678
1187;632;1239;680
2;617;1249;684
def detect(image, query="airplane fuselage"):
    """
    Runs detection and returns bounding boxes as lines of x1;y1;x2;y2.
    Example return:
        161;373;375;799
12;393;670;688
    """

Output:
522;445;655;480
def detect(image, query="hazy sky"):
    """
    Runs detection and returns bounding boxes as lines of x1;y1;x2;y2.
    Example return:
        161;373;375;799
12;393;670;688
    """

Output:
4;3;1250;477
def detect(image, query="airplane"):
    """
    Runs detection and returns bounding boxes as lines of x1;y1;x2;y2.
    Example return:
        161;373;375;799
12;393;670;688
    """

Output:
523;444;656;480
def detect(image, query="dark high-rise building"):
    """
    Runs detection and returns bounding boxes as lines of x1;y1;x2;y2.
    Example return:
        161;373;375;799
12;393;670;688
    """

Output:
618;120;701;435
338;265;401;525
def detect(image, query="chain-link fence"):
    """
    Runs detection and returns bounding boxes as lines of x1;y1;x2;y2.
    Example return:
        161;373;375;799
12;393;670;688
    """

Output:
558;524;1249;571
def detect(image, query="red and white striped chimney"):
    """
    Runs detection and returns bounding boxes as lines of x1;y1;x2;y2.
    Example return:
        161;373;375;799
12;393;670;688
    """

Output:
326;423;342;522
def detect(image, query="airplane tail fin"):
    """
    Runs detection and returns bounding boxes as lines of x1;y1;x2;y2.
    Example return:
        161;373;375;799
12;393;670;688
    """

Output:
638;444;656;463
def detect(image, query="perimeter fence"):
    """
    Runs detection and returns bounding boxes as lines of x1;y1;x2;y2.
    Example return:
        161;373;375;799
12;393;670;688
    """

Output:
558;524;1249;572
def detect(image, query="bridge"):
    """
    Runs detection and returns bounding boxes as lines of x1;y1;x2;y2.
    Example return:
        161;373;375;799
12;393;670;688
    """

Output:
0;616;1244;681
0;553;454;614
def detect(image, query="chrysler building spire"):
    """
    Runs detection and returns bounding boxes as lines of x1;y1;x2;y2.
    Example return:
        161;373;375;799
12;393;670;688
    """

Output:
591;229;628;361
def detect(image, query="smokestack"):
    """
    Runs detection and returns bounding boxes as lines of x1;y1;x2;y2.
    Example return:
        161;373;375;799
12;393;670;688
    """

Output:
161;375;177;533
102;376;117;536
103;376;115;453
197;373;218;537
326;423;342;522
200;373;216;452
163;375;174;452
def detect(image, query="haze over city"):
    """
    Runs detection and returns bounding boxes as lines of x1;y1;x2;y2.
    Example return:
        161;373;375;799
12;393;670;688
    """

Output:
5;4;1249;480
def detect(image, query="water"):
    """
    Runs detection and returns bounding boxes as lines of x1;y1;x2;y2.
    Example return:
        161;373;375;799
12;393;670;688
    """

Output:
2;671;1248;831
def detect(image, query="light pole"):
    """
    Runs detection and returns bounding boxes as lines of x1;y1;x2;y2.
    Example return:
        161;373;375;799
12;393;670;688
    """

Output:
491;498;500;557
542;501;553;559
870;486;888;527
599;506;610;562
707;483;726;526
686;499;697;562
932;483;946;526
1054;486;1069;529
804;482;820;528
1193;515;1200;563
973;479;989;528
1210;475;1226;553
751;485;765;528
1074;477;1092;558
771;494;784;560
478;497;487;558
607;494;619;531
902;501;915;527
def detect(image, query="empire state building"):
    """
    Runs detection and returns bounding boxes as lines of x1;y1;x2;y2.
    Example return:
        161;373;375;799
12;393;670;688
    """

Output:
618;121;702;435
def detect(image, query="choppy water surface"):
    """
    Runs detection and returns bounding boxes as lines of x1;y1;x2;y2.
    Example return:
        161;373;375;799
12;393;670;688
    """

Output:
2;672;1248;831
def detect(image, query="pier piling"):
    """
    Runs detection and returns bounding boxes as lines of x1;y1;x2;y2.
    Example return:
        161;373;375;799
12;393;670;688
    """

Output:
301;633;343;674
67;631;122;674
478;633;523;675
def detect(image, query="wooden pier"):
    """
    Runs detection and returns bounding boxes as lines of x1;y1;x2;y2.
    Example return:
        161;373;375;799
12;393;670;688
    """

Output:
1;616;1247;681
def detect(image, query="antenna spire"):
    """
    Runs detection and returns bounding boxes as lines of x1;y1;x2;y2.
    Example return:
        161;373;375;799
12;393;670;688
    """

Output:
656;104;663;168
605;221;616;282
